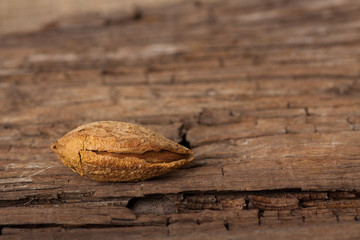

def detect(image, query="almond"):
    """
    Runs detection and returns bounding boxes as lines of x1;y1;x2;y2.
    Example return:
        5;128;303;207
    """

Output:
51;121;193;182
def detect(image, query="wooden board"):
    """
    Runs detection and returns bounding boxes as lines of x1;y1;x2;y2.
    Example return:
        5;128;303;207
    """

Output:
1;0;360;238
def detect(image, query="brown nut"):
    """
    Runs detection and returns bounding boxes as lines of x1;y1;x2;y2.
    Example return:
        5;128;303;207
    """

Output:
51;121;193;182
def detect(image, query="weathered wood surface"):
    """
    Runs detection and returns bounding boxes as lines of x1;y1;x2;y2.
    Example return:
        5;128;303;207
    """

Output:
1;0;360;238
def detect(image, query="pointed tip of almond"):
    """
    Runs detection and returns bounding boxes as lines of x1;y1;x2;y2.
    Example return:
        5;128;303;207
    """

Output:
50;142;57;152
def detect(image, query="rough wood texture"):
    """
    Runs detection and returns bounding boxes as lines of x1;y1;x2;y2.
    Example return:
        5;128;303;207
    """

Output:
1;0;360;238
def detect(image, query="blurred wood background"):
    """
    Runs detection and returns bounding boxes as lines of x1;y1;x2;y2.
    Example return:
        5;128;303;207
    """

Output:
1;0;360;239
0;0;177;35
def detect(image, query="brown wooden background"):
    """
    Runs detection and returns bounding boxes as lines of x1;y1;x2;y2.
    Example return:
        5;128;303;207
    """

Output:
1;0;360;239
0;0;174;36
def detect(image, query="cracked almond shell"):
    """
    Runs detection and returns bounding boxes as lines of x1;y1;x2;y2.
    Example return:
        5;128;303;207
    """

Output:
51;121;193;182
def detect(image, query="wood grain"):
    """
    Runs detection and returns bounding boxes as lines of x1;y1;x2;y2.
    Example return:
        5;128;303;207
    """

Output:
1;0;360;238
